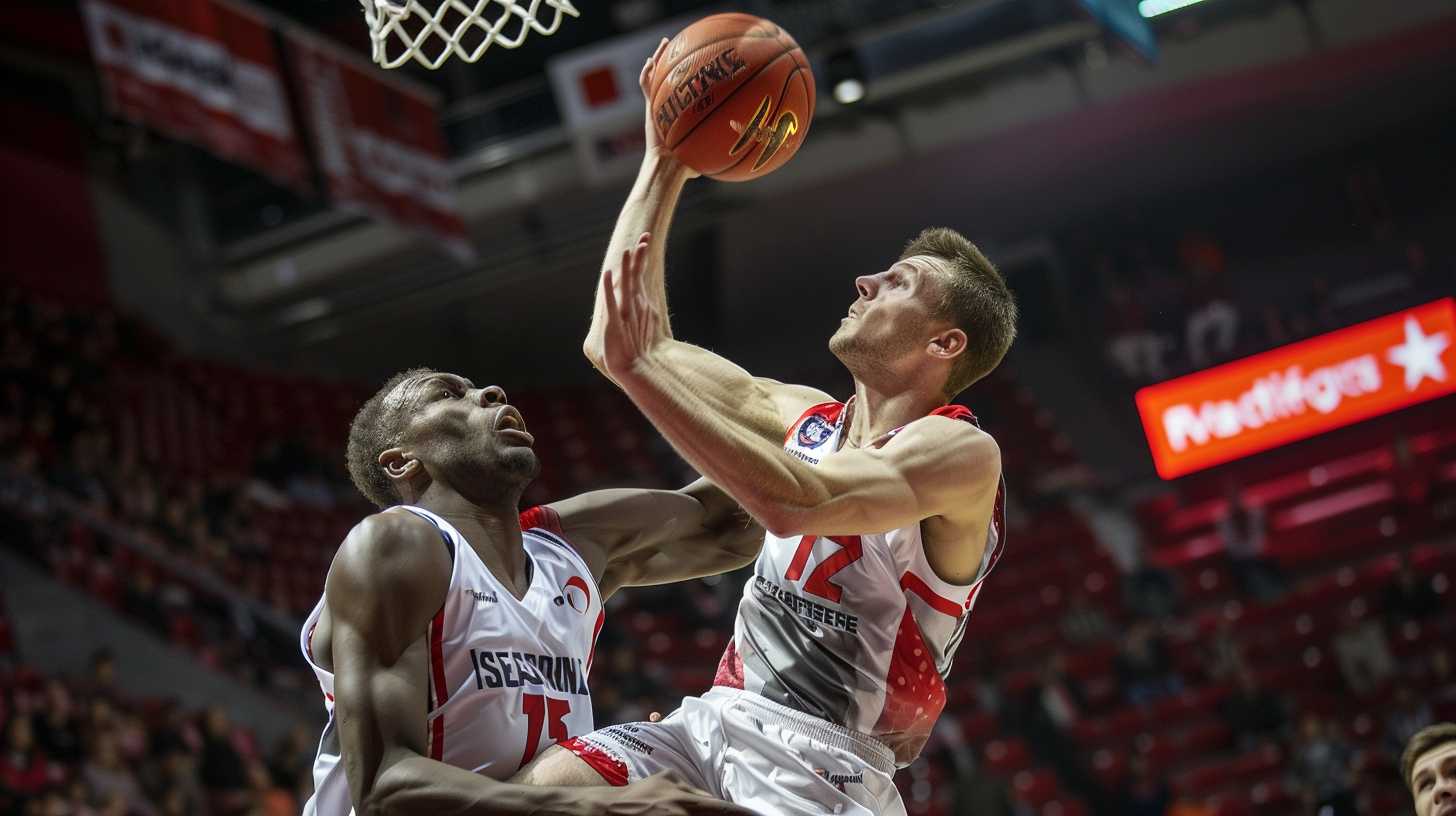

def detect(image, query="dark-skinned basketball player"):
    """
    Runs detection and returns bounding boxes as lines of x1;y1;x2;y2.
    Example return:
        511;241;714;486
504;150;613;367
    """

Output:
515;39;1014;816
300;369;758;815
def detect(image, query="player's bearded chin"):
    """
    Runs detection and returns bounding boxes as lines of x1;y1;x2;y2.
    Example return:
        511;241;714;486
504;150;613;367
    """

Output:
831;321;910;366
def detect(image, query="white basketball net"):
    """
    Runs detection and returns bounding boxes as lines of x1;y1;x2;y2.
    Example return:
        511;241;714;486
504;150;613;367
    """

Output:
359;0;579;70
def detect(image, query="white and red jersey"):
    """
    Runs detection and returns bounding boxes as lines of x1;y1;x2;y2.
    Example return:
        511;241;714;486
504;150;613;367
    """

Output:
714;400;1006;767
301;505;604;816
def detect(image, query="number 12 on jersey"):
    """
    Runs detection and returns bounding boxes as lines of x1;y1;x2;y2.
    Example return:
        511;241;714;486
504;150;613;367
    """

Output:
519;693;571;767
784;535;862;603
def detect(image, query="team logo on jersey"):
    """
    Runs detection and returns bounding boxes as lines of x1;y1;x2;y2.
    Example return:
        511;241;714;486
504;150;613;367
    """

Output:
554;575;592;614
797;415;835;448
813;768;865;792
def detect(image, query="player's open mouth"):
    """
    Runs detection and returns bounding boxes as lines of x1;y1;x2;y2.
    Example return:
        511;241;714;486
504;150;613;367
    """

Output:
494;407;534;446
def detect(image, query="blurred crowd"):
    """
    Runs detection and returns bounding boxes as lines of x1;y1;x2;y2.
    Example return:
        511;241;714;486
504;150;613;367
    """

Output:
0;648;316;816
0;289;324;695
1092;232;1446;384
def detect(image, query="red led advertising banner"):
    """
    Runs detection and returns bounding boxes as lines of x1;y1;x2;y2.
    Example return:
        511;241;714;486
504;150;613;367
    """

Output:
1136;298;1455;479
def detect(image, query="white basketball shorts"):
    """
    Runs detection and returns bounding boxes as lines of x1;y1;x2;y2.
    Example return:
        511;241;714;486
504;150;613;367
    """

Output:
559;686;905;816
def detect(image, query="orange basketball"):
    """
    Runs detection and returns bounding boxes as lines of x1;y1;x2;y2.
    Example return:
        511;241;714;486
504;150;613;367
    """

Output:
648;13;815;182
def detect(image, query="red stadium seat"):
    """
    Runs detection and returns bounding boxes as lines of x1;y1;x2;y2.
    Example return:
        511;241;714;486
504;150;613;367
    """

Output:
1012;768;1061;807
983;738;1032;776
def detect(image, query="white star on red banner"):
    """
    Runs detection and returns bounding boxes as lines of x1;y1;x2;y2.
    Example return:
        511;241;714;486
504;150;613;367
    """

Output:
1387;316;1449;391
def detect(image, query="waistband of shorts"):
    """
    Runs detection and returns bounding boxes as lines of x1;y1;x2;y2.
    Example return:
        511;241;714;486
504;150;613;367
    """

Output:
705;686;896;775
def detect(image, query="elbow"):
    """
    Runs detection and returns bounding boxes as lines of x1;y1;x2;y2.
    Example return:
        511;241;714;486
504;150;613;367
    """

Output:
720;523;765;565
582;336;605;370
360;760;422;816
755;505;806;540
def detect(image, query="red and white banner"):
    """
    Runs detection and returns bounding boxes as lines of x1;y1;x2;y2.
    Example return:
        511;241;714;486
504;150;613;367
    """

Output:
1137;298;1456;479
81;0;308;190
284;28;472;260
545;15;695;184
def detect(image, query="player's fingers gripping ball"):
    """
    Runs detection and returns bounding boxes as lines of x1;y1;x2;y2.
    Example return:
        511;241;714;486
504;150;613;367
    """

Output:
648;13;815;181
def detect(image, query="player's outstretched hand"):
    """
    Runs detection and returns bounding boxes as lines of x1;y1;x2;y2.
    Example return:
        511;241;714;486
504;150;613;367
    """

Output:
640;37;700;178
600;232;668;378
601;770;753;815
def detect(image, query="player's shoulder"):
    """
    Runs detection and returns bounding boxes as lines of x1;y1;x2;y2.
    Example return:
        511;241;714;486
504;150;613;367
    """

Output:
754;377;836;424
333;510;451;590
897;413;1001;470
327;509;452;632
346;508;442;552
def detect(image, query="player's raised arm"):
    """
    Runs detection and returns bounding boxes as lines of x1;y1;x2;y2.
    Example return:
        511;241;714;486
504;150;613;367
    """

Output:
585;37;693;372
540;478;764;598
594;238;1001;574
583;40;830;445
327;512;743;816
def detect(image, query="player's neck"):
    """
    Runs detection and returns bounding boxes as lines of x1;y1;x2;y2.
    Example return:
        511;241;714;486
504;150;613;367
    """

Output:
843;381;944;448
414;487;532;596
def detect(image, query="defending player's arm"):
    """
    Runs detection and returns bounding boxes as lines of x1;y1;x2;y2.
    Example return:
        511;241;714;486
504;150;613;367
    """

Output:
594;239;1002;579
327;513;741;816
546;478;765;599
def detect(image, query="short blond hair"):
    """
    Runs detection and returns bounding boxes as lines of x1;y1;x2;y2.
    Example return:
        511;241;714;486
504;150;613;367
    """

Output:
1402;722;1456;794
900;227;1017;397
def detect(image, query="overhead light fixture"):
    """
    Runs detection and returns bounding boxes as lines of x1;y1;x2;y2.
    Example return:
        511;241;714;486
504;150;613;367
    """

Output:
1138;0;1210;17
277;297;332;325
834;78;865;105
826;48;866;105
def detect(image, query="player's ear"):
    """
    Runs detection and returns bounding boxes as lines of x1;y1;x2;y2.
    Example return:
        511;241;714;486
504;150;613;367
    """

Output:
379;447;422;487
928;327;967;361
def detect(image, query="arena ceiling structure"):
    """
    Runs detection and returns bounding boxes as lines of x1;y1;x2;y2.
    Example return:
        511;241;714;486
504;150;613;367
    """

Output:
3;0;1454;380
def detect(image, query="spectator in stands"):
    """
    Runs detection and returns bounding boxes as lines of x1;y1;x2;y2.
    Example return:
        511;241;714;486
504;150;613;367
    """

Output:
1261;302;1292;348
1116;621;1183;705
1101;260;1170;382
1019;652;1110;814
1124;560;1182;622
972;649;1008;721
87;648;118;700
1416;649;1456;715
1204;619;1248;683
32;680;82;766
82;730;156;816
1068;482;1143;575
1030;652;1088;735
154;733;209;816
1120;754;1171;816
1221;667;1288;751
267;723;315;798
1402;722;1456;816
1383;550;1442;626
1217;482;1285;602
934;730;1017;816
1331;606;1396;695
1180;232;1238;367
1060;590;1113;645
249;758;296;816
0;715;55;804
198;706;250;814
1387;686;1437;759
1293;714;1360;816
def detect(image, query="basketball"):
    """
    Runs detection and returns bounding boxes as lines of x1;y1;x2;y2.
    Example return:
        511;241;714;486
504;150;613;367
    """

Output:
648;13;815;182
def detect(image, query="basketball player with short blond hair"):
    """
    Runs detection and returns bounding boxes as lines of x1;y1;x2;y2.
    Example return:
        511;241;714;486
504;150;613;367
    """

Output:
1404;722;1456;815
515;39;1014;816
